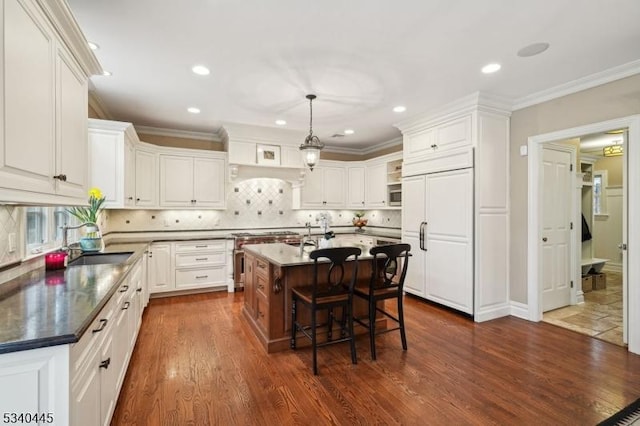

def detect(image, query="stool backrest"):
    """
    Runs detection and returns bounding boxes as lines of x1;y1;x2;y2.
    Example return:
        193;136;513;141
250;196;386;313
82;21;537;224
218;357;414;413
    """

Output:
310;247;362;300
369;243;411;291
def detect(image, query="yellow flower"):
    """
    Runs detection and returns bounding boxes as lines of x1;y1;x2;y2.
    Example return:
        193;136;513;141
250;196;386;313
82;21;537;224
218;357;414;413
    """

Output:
88;187;103;199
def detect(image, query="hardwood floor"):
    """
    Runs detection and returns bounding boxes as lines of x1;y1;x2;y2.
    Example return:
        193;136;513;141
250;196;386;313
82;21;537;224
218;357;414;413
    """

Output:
112;291;640;425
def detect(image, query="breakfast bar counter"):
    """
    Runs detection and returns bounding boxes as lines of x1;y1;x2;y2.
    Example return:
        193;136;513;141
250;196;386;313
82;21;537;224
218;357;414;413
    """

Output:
242;242;382;353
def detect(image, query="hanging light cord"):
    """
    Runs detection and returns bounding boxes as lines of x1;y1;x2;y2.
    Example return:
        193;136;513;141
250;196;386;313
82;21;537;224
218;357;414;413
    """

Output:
308;96;314;139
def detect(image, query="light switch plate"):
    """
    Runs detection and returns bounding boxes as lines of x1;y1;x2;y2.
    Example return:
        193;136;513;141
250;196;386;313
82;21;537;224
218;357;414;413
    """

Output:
520;145;528;156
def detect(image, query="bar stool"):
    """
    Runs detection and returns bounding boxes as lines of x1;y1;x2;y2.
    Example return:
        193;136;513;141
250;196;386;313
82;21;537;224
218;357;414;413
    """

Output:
290;247;361;375
353;243;411;360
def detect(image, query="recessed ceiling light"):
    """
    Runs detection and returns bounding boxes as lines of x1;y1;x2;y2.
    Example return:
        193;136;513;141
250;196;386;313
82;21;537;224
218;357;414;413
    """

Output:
102;70;112;76
517;42;550;58
191;65;210;76
187;107;200;114
88;41;99;50
481;63;501;74
393;105;406;113
344;129;355;135
275;119;287;126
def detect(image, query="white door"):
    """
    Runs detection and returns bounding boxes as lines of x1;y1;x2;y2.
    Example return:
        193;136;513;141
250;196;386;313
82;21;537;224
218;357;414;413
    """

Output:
541;147;572;312
622;130;629;343
135;150;157;207
323;166;346;207
347;166;365;208
159;155;193;206
193;157;225;208
424;169;473;314
401;175;427;297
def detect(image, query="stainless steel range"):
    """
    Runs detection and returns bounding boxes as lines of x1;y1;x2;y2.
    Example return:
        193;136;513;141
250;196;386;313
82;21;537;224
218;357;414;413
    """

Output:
233;231;301;287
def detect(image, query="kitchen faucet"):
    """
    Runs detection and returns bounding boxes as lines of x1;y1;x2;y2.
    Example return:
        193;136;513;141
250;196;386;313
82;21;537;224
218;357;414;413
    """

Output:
61;222;100;252
299;222;317;256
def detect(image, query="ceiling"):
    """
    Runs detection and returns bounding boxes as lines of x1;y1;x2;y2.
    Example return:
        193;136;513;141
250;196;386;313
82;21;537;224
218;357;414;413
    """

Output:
66;0;640;151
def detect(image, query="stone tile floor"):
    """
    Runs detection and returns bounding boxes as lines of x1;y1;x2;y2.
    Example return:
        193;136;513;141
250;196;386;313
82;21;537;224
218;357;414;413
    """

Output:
542;271;624;347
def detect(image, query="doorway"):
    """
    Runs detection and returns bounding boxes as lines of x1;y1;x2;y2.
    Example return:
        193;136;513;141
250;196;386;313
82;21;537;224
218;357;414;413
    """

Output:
526;115;640;355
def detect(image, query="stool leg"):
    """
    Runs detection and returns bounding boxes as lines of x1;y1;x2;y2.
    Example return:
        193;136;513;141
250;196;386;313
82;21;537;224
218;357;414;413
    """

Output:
327;307;333;341
290;296;297;349
398;295;407;351
348;299;357;365
311;304;318;375
369;297;377;360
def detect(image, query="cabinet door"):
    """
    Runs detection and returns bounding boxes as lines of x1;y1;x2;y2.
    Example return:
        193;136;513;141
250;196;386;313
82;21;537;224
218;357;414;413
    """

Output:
347;166;366;208
193;157;225;208
323;166;345;207
148;243;173;293
301;167;324;208
401;175;425;234
0;0;56;194
55;44;88;200
404;128;435;157
159;155;194;206
402;233;426;298
135;150;157;207
71;347;101;426
424;169;473;314
365;162;387;208
435;115;472;151
99;332;116;426
123;140;135;206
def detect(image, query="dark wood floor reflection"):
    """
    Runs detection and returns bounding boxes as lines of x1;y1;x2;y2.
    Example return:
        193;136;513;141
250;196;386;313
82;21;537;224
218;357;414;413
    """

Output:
111;291;640;425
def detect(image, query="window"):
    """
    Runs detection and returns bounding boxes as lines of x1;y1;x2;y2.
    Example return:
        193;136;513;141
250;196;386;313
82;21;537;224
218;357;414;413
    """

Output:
25;206;78;255
593;170;607;216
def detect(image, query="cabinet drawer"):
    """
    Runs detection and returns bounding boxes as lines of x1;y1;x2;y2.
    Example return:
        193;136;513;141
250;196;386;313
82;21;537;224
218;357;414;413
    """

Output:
174;240;226;253
70;295;116;383
255;293;269;333
255;257;270;279
175;266;226;289
175;251;225;268
256;273;269;298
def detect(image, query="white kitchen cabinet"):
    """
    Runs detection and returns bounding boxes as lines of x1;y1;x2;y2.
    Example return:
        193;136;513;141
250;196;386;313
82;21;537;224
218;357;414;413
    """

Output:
88;120;138;208
0;0;99;205
159;153;226;208
300;163;346;208
148;243;173;293
397;94;510;321
347;165;366;208
365;162;387;208
281;145;303;168
134;148;158;207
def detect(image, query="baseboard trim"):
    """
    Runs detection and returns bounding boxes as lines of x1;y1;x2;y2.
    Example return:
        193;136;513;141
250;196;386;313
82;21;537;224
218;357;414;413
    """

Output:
510;301;530;320
474;305;511;322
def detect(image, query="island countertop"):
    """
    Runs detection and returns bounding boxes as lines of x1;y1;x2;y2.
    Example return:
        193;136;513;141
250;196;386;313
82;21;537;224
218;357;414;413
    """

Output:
0;242;148;354
242;242;374;267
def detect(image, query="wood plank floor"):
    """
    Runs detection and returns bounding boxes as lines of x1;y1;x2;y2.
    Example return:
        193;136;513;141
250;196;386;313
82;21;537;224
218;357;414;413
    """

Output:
111;292;640;425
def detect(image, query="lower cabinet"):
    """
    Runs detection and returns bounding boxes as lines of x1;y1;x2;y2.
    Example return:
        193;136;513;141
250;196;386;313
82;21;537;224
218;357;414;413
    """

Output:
148;240;230;295
70;256;146;426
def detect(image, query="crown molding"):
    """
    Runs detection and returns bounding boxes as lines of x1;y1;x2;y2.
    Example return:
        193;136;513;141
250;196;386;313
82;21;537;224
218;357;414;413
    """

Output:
36;0;102;76
394;91;512;135
88;118;140;143
135;125;224;142
323;137;403;155
88;90;113;120
513;59;640;111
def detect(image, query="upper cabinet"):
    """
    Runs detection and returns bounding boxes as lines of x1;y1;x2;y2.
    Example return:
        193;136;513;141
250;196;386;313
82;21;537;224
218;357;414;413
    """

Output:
134;148;158;207
0;0;102;205
88;119;138;208
364;152;403;209
159;153;226;209
346;164;365;208
299;162;346;209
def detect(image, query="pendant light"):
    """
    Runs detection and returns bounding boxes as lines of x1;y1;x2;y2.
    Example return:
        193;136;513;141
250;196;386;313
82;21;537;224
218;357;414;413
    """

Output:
299;94;324;171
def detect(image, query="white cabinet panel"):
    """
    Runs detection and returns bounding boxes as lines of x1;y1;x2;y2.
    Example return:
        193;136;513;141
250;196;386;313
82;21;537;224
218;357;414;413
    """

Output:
402;233;425;297
301;167;325;208
365;162;387;208
160;154;225;208
347;166;366;208
227;141;255;164
401;175;425;234
193;157;225;208
281;145;303;168
323;166;345;207
134;149;157;207
148;243;173;293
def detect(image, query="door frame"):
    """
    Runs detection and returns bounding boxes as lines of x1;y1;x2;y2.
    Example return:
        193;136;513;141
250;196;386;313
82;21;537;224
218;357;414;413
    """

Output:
527;115;640;355
541;143;578;310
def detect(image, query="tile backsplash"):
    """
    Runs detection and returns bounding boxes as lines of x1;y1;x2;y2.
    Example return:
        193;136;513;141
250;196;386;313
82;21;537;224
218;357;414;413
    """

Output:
0;205;21;268
104;177;401;232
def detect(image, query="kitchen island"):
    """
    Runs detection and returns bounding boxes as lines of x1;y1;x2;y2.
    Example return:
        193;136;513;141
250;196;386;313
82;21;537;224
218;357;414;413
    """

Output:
242;242;384;353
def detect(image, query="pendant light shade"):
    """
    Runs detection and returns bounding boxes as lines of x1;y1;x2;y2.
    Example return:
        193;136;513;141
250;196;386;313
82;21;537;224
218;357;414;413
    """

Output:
299;94;324;171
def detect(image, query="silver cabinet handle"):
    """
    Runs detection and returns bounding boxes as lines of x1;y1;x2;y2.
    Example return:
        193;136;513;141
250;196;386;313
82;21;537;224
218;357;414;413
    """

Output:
419;222;427;251
195;275;208;279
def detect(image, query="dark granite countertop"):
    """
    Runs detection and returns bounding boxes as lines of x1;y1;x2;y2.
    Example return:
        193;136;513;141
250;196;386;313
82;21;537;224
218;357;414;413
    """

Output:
0;242;148;354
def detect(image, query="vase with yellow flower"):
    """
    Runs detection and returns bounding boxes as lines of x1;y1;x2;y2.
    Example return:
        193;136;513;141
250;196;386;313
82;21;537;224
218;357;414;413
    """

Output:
66;187;106;252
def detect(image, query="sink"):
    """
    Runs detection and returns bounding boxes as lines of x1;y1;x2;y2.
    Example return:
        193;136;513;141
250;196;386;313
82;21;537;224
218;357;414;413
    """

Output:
68;252;133;267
